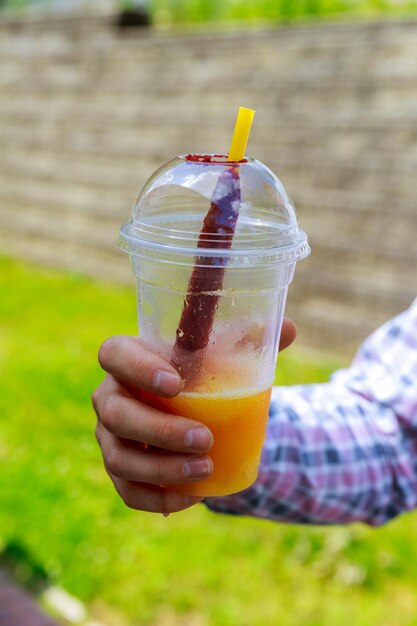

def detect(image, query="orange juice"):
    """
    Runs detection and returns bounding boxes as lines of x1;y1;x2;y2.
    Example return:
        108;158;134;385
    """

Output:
142;386;272;497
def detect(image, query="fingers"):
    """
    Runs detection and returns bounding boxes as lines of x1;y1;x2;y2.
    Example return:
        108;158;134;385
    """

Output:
94;323;297;517
98;335;182;397
96;420;213;485
93;375;213;453
97;326;296;404
93;377;210;514
111;476;203;514
279;318;297;352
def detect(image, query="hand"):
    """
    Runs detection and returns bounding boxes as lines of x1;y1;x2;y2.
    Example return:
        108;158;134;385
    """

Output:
92;319;297;515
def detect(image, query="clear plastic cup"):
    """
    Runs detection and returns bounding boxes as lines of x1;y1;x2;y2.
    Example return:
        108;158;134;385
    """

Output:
118;154;310;497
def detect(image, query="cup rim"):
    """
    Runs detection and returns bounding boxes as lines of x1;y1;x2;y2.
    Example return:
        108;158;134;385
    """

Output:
118;223;311;268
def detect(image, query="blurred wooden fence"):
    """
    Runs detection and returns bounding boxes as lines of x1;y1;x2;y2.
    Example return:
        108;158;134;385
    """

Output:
0;15;416;356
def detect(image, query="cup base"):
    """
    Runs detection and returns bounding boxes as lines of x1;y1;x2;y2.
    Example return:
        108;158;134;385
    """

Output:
164;473;258;498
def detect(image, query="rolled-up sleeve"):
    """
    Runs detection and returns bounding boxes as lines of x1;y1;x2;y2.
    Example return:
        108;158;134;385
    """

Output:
205;299;417;526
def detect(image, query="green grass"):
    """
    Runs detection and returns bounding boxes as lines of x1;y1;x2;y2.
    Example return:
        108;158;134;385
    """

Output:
2;0;417;23
1;255;417;626
149;0;417;26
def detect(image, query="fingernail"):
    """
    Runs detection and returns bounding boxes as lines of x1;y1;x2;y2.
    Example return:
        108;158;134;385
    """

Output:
153;370;181;396
183;457;212;479
184;428;213;451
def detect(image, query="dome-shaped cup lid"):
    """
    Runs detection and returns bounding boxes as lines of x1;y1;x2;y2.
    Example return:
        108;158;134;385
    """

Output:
118;154;310;267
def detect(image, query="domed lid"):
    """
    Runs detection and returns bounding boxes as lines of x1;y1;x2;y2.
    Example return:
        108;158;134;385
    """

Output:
118;154;310;267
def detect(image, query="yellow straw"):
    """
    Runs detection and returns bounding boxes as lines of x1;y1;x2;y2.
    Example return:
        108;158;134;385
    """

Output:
228;106;256;162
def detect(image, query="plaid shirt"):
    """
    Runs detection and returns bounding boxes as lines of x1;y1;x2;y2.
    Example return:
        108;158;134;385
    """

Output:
206;299;417;525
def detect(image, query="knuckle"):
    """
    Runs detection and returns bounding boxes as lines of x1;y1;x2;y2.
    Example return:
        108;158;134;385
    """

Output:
105;446;123;477
100;394;122;432
91;387;100;412
153;418;175;448
155;459;169;485
98;337;118;370
131;349;149;380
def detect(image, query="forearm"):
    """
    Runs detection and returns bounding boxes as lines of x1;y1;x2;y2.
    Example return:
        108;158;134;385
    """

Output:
205;382;417;525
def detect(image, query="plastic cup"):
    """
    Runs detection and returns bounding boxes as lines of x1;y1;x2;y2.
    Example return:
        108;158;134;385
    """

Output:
118;154;310;497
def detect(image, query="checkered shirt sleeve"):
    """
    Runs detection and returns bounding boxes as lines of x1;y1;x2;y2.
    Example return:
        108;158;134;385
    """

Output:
205;299;417;525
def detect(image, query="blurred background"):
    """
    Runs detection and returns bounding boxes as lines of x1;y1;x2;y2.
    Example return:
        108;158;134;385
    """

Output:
1;1;417;625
